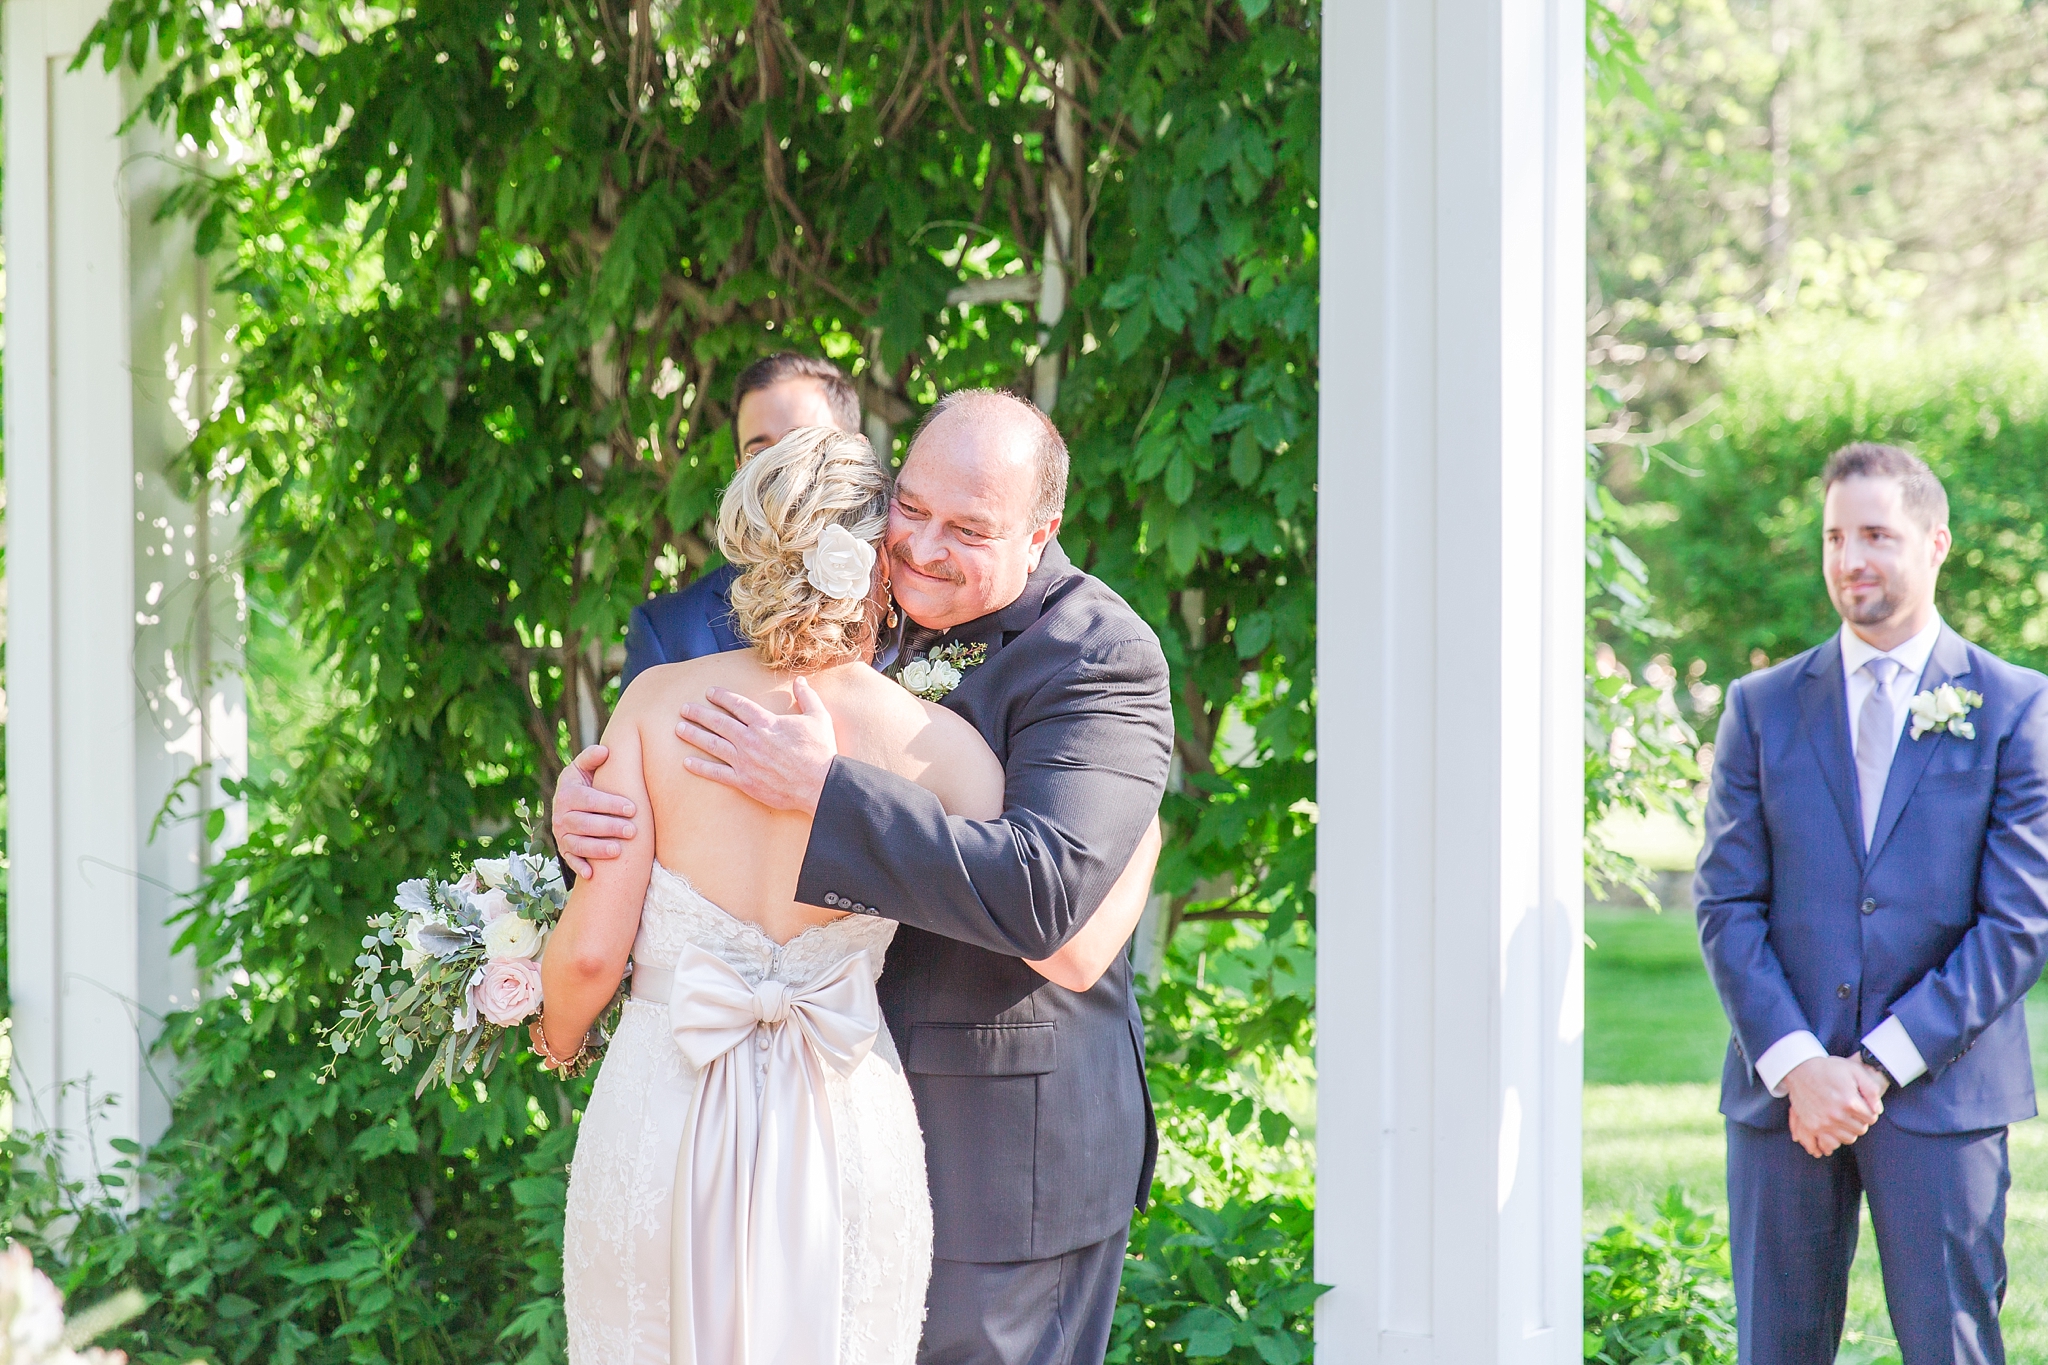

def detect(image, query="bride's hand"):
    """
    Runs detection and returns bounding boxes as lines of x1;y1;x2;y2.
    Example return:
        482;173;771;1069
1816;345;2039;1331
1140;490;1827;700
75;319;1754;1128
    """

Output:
678;679;838;815
553;745;639;879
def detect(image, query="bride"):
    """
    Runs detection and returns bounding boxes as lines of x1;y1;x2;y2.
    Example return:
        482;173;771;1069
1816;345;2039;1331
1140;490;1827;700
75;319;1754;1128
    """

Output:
534;425;1152;1365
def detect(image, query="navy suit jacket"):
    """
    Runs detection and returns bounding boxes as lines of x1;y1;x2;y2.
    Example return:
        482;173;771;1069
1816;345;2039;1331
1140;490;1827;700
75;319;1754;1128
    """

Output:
621;563;744;689
1696;624;2048;1133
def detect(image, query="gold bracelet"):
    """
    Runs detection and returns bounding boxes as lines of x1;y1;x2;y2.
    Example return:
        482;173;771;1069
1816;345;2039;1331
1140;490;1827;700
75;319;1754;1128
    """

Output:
532;1017;597;1079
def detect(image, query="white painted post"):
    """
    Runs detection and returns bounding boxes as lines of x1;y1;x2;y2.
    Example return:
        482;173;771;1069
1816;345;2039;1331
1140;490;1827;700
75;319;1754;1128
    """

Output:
1314;0;1586;1358
5;0;245;1176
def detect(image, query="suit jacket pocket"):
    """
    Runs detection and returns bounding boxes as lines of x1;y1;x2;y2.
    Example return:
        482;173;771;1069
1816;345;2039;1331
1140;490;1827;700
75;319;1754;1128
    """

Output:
1917;764;1994;791
904;1022;1058;1076
1911;764;1998;828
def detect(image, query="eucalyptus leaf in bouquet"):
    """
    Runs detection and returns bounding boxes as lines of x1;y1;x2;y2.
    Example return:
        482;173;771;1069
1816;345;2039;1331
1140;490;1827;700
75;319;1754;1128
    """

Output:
324;801;616;1097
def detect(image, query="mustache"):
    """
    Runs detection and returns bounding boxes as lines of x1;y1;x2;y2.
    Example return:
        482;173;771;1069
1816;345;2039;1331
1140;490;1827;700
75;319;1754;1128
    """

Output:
890;543;964;585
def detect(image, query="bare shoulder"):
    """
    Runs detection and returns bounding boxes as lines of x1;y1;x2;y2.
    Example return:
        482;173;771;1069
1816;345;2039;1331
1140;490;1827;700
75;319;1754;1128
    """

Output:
617;649;791;720
903;694;1004;820
819;668;1003;819
910;695;995;759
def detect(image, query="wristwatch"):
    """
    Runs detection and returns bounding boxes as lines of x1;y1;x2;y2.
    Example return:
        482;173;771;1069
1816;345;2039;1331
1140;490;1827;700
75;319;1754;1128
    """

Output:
1858;1045;1898;1087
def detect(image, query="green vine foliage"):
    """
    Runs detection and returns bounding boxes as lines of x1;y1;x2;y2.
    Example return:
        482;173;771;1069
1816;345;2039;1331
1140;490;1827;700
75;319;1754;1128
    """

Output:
1637;314;2048;686
22;0;1320;1359
1582;1187;1736;1365
1583;10;1706;904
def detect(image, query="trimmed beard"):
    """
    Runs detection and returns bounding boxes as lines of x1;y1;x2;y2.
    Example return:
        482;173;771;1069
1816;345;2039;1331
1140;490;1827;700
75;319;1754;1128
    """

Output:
1835;582;1901;626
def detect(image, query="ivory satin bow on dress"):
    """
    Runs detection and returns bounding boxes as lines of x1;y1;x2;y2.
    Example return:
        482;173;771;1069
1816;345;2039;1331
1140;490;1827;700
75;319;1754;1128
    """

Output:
633;940;881;1365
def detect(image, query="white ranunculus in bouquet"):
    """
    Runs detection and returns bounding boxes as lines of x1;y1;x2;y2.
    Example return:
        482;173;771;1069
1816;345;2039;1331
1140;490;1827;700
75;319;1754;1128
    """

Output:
324;801;618;1096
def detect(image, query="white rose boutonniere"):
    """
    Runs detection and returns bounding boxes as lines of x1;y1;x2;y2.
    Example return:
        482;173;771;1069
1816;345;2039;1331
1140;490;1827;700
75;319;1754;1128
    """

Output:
1908;683;1984;741
897;642;987;700
803;524;877;600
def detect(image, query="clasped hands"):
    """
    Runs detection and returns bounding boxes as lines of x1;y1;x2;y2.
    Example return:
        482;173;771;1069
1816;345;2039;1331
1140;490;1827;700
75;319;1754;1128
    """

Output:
1783;1054;1891;1158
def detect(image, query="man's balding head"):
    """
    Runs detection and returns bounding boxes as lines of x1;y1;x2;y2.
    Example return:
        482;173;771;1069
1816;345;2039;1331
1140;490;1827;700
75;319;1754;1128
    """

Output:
887;389;1068;630
913;388;1069;528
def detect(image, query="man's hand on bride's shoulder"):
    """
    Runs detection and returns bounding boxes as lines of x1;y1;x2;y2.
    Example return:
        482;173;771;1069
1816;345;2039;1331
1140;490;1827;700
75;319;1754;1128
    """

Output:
552;745;639;879
677;678;837;816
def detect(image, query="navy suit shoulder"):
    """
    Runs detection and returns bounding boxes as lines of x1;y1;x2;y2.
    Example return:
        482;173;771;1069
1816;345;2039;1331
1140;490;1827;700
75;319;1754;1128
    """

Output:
1963;637;2048;710
621;563;744;686
1721;642;1824;713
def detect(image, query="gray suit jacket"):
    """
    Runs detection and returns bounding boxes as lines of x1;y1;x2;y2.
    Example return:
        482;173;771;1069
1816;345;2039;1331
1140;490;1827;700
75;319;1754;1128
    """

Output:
797;541;1174;1262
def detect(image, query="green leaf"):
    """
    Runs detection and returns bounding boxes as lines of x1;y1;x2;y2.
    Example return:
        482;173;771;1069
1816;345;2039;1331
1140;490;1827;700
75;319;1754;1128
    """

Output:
1167;519;1205;576
1230;425;1264;486
1103;276;1150;310
1252;1330;1303;1365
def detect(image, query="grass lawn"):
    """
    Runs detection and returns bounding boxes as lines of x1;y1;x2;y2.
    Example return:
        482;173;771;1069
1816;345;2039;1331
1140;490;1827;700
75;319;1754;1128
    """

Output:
1586;905;2048;1362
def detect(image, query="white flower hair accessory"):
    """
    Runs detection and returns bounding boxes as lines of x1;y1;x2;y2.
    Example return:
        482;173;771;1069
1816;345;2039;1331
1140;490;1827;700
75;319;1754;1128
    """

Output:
1908;683;1984;741
803;523;877;600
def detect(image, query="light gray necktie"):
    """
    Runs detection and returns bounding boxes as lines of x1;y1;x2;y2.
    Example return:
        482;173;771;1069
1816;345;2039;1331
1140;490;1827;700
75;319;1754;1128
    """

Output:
1856;656;1902;848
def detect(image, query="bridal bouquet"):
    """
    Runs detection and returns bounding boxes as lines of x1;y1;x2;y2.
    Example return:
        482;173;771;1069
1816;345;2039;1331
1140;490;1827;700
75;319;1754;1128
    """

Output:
325;803;598;1096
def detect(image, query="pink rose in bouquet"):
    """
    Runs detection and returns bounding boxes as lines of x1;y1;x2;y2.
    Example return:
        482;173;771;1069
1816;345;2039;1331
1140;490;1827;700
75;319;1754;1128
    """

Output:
473;887;514;924
472;958;544;1027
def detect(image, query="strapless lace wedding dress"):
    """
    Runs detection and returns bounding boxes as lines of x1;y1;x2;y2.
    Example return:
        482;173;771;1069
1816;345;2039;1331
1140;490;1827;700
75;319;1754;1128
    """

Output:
563;862;932;1365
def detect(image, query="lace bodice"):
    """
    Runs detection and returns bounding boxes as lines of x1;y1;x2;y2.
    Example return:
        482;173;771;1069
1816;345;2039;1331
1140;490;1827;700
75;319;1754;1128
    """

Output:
634;861;897;989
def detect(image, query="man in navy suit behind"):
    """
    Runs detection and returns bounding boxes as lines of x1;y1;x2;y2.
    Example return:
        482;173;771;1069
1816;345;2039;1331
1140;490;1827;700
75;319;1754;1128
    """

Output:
620;352;863;685
1696;443;2048;1364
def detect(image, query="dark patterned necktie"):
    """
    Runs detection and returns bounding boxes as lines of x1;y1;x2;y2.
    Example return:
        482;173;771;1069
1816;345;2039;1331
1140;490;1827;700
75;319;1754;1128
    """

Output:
888;623;945;678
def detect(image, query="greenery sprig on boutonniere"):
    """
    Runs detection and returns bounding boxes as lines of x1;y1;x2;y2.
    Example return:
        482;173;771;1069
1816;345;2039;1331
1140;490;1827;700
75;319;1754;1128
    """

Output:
1909;684;1984;740
898;642;987;700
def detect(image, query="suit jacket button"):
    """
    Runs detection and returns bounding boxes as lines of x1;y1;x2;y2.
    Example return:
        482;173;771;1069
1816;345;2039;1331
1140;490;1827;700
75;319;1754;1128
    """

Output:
852;903;866;913
825;893;841;907
1838;983;1853;999
1861;897;1877;915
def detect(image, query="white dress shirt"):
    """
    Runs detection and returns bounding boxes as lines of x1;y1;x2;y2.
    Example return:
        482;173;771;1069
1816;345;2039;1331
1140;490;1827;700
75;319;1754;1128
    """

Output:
1753;616;1942;1097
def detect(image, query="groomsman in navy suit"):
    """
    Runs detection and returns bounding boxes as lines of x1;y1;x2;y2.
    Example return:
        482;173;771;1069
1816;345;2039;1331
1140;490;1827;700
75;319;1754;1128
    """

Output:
618;352;864;686
1696;442;2048;1365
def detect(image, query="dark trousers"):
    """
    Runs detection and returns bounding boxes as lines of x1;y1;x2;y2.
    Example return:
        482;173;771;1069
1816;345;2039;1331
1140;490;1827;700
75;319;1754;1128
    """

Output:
1726;1115;2009;1365
916;1226;1129;1365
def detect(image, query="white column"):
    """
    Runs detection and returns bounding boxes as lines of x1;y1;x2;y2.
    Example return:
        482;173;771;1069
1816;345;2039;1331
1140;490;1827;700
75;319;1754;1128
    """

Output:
5;0;245;1173
1314;0;1585;1358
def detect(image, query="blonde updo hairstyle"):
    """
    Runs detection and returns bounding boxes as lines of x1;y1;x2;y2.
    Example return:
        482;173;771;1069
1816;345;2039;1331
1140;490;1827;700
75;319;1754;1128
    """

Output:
717;425;891;674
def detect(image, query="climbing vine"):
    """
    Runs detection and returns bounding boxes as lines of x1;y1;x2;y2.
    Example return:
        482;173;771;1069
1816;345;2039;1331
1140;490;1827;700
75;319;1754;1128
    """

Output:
5;0;1320;1359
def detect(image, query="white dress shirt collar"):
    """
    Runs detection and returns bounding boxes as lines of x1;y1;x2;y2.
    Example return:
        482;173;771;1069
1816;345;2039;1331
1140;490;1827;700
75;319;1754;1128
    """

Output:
1840;614;1943;689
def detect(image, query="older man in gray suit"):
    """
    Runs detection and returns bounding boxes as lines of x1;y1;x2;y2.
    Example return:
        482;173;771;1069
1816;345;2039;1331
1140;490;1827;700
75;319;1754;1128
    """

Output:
556;389;1172;1365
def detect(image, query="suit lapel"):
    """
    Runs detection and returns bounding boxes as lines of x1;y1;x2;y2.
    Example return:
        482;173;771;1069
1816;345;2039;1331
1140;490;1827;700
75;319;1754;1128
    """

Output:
1867;626;1973;863
1798;636;1866;871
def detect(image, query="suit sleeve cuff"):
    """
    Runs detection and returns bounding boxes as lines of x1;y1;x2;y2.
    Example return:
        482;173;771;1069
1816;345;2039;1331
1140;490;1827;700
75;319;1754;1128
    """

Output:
1862;1015;1929;1087
1756;1030;1827;1097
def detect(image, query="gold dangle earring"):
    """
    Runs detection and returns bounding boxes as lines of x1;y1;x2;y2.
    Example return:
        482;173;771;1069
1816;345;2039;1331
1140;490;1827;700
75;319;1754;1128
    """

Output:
884;581;900;630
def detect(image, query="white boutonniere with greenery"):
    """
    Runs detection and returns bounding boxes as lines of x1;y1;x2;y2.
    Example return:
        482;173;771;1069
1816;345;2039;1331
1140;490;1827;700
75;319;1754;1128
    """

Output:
898;642;987;700
1908;683;1984;741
